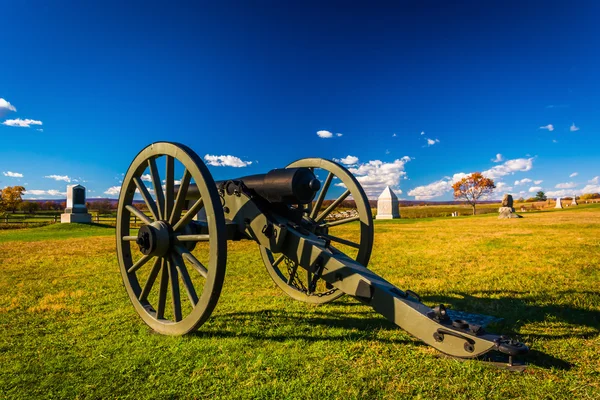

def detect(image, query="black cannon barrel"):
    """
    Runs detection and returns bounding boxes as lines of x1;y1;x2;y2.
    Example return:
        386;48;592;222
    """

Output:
177;167;321;204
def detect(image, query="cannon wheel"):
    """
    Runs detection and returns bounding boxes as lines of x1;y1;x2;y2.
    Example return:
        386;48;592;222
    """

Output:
116;142;227;335
260;158;374;304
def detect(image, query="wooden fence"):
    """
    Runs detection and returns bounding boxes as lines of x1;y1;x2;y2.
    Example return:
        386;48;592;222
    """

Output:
0;213;147;227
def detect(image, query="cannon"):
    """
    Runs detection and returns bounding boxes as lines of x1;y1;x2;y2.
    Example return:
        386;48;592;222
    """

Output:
116;142;528;364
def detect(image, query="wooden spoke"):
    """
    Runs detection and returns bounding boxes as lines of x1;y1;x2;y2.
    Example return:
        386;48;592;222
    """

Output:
133;176;159;221
139;257;162;301
122;236;138;241
127;253;152;274
156;258;169;319
168;258;182;322
273;254;285;268
172;197;204;232
322;215;360;228
322;233;360;249
315;189;350;223
165;155;174;222
306;270;312;294
148;157;165;220
174;234;210;242
286;263;298;285
126;205;152;225
174;246;208;278
171;254;199;306
169;169;192;225
310;172;333;219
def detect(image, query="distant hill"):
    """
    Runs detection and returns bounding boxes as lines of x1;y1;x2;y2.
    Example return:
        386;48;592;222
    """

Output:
28;198;143;205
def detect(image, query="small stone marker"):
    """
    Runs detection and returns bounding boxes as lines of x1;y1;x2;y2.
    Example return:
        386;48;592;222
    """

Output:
498;194;522;219
555;197;563;209
61;184;92;223
571;196;578;206
376;186;400;219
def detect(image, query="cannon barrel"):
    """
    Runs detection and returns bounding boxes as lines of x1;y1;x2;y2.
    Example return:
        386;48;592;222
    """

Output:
177;167;321;204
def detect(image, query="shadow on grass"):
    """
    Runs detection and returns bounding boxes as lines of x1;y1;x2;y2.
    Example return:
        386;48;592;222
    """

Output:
421;290;600;370
422;290;600;340
197;292;593;370
195;308;421;347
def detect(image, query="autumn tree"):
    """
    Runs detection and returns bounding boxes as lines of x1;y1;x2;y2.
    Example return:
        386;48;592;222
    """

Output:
0;186;26;214
94;199;113;215
451;172;496;215
19;201;40;214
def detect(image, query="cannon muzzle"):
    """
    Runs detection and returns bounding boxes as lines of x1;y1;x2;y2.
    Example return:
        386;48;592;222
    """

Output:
177;167;321;204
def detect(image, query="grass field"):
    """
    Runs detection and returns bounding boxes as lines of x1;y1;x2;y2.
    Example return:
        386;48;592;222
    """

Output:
1;205;599;399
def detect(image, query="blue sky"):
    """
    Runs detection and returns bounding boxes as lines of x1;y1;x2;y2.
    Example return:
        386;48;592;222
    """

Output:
1;1;599;201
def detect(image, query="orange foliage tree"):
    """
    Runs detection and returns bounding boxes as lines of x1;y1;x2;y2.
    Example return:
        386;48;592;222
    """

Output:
451;172;496;215
0;186;26;213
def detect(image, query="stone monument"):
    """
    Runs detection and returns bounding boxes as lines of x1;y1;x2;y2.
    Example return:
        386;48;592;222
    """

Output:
498;194;521;219
571;196;578;206
61;184;92;223
376;186;400;219
555;197;563;209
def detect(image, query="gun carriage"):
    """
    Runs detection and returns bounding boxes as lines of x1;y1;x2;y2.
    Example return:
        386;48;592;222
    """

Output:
116;142;528;364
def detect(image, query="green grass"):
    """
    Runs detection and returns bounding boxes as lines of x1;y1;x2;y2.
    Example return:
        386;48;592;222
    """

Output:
1;207;599;399
0;223;115;243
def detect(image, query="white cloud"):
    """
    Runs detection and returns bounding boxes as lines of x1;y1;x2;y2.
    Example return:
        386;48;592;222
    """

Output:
25;190;45;195
141;174;152;182
335;155;359;165
2;171;23;178
570;123;580;132
420;131;425;135
534;180;543;185
569;172;578;178
555;182;577;189
496;182;513;192
514;178;532;185
44;174;71;183
425;138;440;147
25;189;66;197
336;133;343;137
346;157;412;198
392;133;397;137
316;130;333;138
204;154;252;167
407;156;534;200
2;118;43;128
491;153;504;163
104;186;121;195
539;124;554;131
0;98;16;112
483;158;534;179
408;172;468;200
528;186;542;193
552;139;558;143
545;189;570;198
580;183;600;195
546;177;600;197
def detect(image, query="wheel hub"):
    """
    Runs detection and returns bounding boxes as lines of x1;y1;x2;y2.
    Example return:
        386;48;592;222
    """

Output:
136;221;171;256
